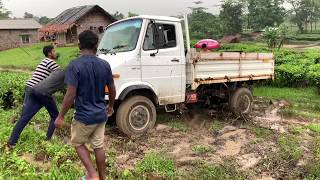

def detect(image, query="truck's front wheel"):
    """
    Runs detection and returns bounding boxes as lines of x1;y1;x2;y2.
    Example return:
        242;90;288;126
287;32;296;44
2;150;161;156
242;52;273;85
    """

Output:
229;88;253;115
116;96;156;136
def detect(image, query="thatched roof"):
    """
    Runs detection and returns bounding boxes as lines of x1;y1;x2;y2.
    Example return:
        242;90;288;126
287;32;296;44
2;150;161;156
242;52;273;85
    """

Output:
39;5;116;33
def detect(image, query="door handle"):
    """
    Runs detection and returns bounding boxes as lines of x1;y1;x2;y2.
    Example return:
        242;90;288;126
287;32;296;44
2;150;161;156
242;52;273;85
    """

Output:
171;58;180;62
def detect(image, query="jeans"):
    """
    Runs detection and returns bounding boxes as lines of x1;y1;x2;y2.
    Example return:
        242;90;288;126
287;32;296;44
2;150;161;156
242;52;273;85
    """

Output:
8;87;59;145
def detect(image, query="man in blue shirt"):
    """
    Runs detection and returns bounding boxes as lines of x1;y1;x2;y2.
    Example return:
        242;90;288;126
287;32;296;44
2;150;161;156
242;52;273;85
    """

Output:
55;30;116;180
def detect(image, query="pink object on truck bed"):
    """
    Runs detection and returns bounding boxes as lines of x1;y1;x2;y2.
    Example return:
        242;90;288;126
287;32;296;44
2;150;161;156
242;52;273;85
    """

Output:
195;39;221;50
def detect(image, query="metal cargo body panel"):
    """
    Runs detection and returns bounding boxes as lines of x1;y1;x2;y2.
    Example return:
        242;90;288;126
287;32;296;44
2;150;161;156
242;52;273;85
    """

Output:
186;51;275;90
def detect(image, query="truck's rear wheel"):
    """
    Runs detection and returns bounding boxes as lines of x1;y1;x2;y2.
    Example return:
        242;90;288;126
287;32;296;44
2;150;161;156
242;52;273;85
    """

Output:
229;88;253;114
116;96;156;136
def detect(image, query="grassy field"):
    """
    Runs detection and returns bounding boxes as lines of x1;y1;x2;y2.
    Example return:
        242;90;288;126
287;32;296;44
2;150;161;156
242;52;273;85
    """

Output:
0;43;79;70
254;87;320;120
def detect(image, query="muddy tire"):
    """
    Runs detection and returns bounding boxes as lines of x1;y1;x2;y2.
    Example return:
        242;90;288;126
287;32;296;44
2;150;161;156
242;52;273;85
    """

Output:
116;95;156;136
229;88;253;114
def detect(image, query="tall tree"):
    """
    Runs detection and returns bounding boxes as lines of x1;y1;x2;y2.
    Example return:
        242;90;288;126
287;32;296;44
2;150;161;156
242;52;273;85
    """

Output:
24;12;34;18
127;12;138;17
38;16;51;25
308;0;320;32
287;0;319;33
188;7;222;39
112;11;125;20
247;0;285;30
0;0;10;19
219;1;244;34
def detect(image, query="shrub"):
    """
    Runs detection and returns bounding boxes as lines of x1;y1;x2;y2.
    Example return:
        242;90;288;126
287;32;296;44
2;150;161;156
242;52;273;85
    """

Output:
0;72;29;109
263;25;288;49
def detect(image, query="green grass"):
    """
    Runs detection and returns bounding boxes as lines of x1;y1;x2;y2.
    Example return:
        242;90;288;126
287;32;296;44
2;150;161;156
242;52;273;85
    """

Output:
289;125;305;135
307;124;320;133
245;124;273;139
306;162;320;180
0;108;81;179
106;148;118;178
192;145;211;154
257;134;305;178
168;121;188;132
314;137;320;160
136;152;176;178
305;137;320;179
254;87;320;120
278;135;304;160
210;121;224;132
0;43;79;70
188;160;246;180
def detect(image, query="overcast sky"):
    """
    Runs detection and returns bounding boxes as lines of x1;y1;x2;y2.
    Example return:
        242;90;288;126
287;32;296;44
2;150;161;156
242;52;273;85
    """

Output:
3;0;222;18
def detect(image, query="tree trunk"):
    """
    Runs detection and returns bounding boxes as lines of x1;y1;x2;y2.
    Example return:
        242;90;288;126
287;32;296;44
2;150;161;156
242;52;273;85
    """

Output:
297;22;304;33
305;22;308;33
311;22;313;32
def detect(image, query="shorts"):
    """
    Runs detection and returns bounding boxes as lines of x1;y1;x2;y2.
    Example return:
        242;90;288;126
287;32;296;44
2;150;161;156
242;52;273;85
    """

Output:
70;120;106;149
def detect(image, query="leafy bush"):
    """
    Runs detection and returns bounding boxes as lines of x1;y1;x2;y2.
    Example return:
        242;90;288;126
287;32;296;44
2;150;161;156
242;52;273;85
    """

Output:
307;64;320;88
288;33;320;41
219;42;270;52
273;49;320;88
0;152;37;178
0;72;29;108
275;64;309;87
206;42;320;88
263;25;288;49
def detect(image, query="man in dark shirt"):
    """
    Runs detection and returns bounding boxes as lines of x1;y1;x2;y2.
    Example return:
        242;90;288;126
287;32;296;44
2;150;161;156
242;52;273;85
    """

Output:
54;30;116;180
7;69;65;148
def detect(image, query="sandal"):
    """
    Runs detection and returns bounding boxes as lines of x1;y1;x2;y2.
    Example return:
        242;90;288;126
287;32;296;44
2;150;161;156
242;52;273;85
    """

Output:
80;176;99;180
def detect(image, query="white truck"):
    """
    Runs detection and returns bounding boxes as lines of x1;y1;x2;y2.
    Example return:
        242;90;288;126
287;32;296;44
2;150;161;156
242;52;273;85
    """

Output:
97;15;274;136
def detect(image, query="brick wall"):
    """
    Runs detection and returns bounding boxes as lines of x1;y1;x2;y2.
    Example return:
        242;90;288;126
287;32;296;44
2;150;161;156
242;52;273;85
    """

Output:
76;11;113;39
0;29;39;50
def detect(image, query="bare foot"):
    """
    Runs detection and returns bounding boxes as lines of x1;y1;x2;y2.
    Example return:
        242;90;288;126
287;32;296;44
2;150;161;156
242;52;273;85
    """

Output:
5;143;15;151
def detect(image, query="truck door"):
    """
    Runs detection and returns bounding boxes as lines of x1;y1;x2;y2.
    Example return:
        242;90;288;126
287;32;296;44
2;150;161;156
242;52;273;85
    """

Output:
141;21;184;105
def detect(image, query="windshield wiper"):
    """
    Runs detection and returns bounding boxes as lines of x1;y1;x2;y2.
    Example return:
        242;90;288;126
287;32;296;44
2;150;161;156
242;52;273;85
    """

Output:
98;48;111;55
113;44;128;50
105;45;128;55
98;45;128;55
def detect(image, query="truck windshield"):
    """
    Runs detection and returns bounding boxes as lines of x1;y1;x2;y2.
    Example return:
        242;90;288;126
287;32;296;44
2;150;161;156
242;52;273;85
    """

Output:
98;19;142;54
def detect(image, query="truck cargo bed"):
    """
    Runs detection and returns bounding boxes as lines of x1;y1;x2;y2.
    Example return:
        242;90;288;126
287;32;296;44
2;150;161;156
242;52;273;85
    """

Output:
186;50;275;90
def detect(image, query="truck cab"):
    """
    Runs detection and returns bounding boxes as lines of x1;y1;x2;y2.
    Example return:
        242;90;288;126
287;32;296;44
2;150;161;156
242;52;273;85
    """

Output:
98;16;186;106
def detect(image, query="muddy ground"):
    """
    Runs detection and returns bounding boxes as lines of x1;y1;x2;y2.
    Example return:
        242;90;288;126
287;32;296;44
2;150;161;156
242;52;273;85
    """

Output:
97;97;316;179
22;97;318;179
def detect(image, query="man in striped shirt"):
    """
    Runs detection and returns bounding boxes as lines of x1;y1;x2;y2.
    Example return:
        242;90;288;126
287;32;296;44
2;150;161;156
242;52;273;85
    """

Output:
7;45;60;148
26;48;60;87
